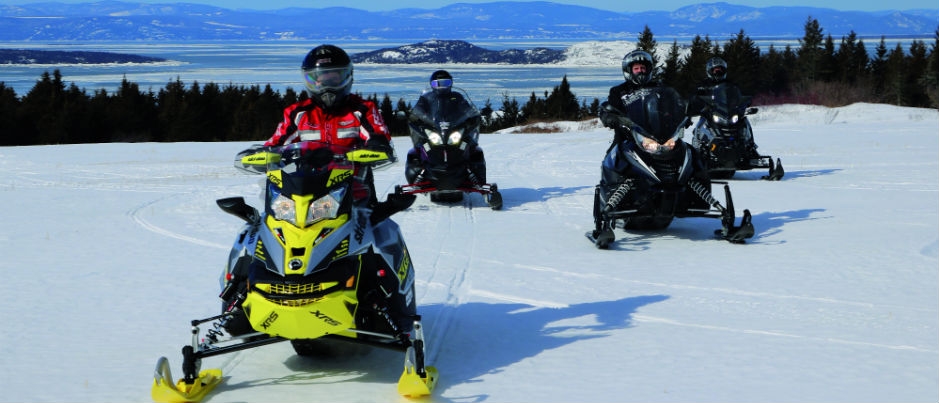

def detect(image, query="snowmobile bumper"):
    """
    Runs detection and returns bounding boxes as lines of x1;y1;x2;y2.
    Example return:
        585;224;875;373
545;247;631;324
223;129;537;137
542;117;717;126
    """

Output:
397;182;502;210
241;285;358;340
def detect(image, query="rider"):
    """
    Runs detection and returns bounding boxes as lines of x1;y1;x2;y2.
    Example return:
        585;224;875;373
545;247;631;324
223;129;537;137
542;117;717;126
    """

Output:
264;44;392;207
599;50;659;152
405;70;485;184
688;56;761;157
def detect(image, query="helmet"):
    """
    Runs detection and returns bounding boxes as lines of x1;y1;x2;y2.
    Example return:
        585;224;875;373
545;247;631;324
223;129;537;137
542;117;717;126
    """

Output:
621;50;654;86
706;56;728;81
301;44;353;109
429;69;453;93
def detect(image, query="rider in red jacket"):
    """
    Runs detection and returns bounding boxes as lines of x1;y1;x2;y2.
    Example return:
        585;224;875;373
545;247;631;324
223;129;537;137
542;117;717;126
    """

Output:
265;44;390;149
265;44;393;208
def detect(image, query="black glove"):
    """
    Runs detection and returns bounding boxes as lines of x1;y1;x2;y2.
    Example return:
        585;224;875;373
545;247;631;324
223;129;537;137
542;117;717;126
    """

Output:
599;108;617;128
364;136;392;153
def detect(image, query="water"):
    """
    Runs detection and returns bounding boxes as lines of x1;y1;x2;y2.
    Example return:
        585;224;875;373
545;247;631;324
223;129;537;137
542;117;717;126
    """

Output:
0;40;616;109
0;37;927;109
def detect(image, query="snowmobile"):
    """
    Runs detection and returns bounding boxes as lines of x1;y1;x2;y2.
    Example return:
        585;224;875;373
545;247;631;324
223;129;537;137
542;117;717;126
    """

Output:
151;141;437;403
395;88;502;210
587;86;755;249
690;82;783;180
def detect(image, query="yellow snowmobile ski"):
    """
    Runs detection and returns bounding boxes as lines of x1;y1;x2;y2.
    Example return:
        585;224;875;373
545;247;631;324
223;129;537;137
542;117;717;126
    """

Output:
397;363;438;397
151;357;223;403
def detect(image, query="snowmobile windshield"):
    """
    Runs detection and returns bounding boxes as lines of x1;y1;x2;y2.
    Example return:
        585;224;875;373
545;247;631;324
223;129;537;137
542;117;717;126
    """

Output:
411;89;480;131
275;141;353;175
708;83;751;117
626;87;688;156
410;88;481;146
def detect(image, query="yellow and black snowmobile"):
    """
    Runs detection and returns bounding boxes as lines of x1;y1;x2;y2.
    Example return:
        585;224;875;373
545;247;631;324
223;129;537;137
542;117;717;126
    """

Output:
151;141;435;402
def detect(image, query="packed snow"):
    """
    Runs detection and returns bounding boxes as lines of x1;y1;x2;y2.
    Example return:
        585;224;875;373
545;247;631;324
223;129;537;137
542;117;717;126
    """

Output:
0;103;936;402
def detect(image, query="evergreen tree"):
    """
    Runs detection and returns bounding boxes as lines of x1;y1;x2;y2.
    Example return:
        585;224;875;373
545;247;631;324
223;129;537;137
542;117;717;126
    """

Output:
758;45;790;97
636;25;658;67
921;27;939;107
870;36;889;100
61;83;93;144
835;31;869;84
156;77;188;142
883;44;908;106
680;35;716;95
797;16;825;84
543;75;580;121
20;70;67;145
906;40;929;107
0;83;22;145
818;35;838;82
109;78;158;142
722;29;761;94
662;41;684;91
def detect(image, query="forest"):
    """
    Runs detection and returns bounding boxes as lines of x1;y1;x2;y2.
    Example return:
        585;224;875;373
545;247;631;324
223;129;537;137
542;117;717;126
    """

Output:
1;17;937;146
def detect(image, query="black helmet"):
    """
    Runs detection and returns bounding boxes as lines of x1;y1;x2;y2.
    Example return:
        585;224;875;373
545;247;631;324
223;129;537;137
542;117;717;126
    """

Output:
622;50;654;86
706;56;728;81
301;44;353;109
429;69;453;93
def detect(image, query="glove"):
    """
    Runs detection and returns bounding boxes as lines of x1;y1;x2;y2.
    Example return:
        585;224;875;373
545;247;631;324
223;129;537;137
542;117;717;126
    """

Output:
599;108;622;129
364;136;392;153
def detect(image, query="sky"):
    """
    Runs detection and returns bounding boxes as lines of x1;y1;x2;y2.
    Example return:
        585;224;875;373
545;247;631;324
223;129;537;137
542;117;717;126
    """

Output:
0;101;936;402
1;0;937;12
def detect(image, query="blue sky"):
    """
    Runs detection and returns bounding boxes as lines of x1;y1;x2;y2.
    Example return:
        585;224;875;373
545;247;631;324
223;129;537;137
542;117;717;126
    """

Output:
3;0;936;12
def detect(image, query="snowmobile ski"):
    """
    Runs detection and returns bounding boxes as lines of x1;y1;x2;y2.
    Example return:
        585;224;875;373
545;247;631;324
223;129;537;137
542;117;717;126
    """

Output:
151;357;222;403
585;229;615;249
761;157;785;180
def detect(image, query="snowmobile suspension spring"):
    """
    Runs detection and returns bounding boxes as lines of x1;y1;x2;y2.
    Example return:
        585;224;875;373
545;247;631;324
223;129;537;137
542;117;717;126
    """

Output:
606;180;632;211
204;320;226;343
688;178;724;211
467;169;481;185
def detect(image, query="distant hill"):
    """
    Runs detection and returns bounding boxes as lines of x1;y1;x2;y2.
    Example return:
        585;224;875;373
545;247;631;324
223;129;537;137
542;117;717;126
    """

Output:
0;1;935;41
0;49;166;64
351;40;566;64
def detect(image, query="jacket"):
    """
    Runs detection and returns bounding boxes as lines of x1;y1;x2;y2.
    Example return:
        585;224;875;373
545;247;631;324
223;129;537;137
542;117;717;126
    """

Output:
265;94;390;147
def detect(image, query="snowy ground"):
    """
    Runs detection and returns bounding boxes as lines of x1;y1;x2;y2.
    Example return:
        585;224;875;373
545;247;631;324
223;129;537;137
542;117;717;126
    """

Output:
0;103;936;402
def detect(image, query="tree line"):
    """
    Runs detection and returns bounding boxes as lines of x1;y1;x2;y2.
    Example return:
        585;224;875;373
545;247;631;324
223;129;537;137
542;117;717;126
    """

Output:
1;16;937;146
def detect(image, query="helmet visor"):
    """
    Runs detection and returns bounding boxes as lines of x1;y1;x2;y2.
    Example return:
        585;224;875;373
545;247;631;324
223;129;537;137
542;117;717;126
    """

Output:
303;66;352;93
430;78;453;89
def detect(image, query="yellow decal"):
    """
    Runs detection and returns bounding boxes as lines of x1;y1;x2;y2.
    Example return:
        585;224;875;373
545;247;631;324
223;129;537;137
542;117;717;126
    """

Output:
334;238;349;260
241;151;280;165
254;239;266;260
347;149;388;163
328;169;353;187
267;170;283;188
396;248;411;282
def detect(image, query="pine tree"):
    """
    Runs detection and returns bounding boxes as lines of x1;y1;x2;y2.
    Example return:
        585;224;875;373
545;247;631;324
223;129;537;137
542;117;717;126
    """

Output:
722;29;761;95
0;83;22;145
921;27;939;107
797;16;825;84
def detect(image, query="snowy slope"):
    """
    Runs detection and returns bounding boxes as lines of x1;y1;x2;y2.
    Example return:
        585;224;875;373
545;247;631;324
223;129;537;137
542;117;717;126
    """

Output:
0;103;936;402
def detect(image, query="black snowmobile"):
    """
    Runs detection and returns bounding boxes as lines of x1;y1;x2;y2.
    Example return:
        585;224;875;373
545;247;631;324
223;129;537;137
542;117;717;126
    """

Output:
396;88;502;210
690;82;784;180
151;141;437;403
587;86;755;249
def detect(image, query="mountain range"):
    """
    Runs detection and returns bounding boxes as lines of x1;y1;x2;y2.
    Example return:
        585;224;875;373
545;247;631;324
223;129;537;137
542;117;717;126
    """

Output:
0;1;936;42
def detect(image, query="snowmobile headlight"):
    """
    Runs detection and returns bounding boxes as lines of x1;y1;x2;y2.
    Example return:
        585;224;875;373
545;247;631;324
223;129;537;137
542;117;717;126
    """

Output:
426;128;444;146
711;113;738;125
634;130;680;155
447;129;464;146
640;137;677;154
271;193;296;223
305;188;346;225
